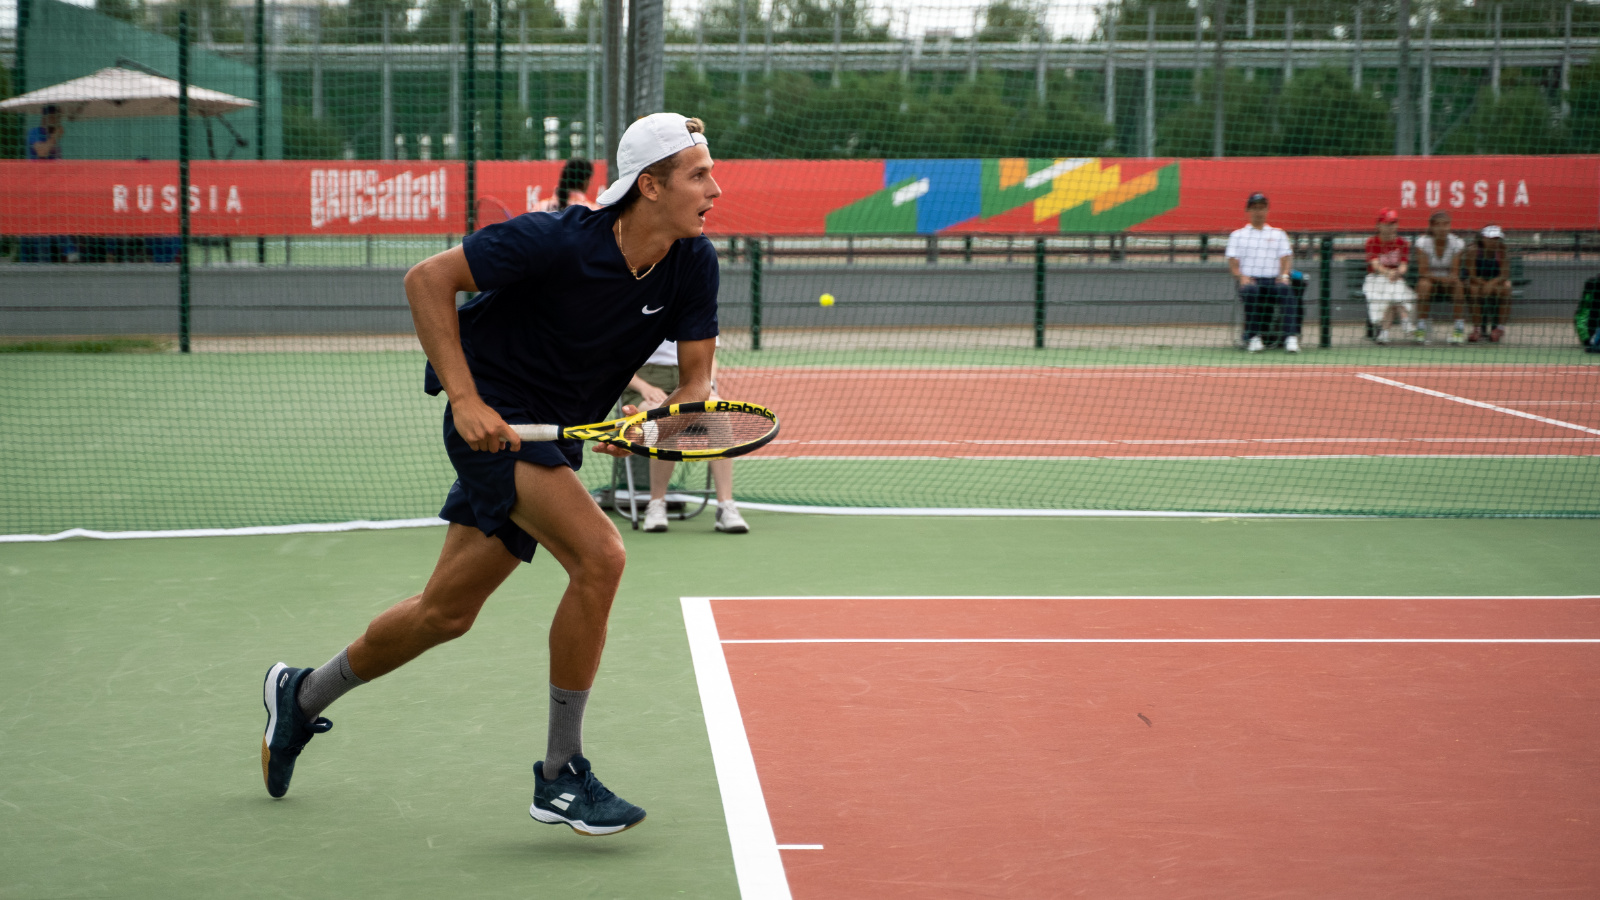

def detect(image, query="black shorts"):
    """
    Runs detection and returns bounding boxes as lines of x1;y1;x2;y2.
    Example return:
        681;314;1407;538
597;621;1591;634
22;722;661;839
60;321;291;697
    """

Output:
439;402;584;563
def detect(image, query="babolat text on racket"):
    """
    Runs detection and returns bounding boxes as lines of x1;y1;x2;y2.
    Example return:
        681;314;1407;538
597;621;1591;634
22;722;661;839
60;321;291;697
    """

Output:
508;400;779;461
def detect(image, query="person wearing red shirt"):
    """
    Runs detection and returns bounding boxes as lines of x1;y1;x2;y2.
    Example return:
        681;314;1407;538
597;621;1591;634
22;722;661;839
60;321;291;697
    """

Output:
1364;209;1415;344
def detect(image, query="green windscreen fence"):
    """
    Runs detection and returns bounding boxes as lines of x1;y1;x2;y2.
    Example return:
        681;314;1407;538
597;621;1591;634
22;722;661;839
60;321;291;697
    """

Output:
2;0;1598;534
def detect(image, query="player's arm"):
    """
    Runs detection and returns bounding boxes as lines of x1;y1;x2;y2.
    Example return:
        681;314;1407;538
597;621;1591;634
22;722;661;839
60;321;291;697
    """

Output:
627;374;669;409
665;338;715;406
404;245;521;452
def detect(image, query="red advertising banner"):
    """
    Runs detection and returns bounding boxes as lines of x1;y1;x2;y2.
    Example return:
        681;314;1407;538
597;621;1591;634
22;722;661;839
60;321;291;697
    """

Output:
1144;156;1600;234
1;156;1595;236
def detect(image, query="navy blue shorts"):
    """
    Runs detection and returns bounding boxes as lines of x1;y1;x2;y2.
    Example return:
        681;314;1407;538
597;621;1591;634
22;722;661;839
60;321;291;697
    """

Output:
439;402;584;563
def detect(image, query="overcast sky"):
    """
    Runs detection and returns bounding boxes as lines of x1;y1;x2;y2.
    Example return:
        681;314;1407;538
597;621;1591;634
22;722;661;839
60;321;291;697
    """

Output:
1;0;1105;39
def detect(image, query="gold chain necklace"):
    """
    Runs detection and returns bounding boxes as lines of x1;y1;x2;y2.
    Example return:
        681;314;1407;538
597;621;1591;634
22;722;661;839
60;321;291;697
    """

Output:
613;219;658;281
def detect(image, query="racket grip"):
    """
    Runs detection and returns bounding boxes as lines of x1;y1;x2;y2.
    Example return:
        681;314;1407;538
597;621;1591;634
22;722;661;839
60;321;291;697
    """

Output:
511;424;561;442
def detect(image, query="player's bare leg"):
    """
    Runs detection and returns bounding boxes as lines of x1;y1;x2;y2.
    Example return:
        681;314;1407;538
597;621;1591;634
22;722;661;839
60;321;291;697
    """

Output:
346;524;522;679
506;460;627;693
507;460;646;835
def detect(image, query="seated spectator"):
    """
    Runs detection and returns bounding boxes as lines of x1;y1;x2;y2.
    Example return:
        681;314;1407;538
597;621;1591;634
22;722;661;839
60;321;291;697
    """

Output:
1413;211;1468;344
1463;225;1511;343
1225;192;1299;353
623;339;748;535
1364;208;1415;344
19;105;79;263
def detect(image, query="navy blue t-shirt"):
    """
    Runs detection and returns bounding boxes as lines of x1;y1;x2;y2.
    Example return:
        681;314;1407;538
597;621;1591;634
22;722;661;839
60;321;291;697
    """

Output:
424;204;719;428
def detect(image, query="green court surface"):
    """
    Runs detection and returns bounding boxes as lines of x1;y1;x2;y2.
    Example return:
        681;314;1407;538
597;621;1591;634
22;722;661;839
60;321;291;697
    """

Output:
2;514;1596;899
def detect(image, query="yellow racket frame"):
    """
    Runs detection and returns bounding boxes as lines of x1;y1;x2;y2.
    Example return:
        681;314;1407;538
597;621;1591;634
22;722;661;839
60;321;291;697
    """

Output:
511;400;780;461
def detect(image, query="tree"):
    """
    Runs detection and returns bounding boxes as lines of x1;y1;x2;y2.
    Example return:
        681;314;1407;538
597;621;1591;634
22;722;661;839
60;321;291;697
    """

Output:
1156;70;1276;157
1276;67;1393;155
1437;84;1564;155
977;0;1043;43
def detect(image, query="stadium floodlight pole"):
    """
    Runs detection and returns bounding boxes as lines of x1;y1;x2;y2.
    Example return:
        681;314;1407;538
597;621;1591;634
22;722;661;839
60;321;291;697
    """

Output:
179;10;192;354
466;5;477;234
255;0;265;264
494;0;504;162
1144;8;1156;157
635;0;664;114
625;0;637;120
603;0;622;184
1395;0;1413;155
1212;0;1226;159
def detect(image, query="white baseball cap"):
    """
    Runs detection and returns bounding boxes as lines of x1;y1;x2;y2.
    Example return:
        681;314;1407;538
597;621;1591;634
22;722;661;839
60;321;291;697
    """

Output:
1481;224;1504;239
597;113;709;207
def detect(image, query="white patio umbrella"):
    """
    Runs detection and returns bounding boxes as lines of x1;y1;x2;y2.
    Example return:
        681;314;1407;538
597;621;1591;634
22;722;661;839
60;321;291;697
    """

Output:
0;66;256;121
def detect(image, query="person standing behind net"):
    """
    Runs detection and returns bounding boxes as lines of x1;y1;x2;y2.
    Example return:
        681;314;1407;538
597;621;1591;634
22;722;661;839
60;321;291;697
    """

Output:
621;340;749;534
1413;211;1468;344
1463;225;1511;343
259;113;722;837
1365;208;1416;345
1225;192;1298;353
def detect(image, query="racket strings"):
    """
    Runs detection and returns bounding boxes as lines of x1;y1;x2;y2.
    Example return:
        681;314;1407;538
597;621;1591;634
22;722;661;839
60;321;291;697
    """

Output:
623;411;773;451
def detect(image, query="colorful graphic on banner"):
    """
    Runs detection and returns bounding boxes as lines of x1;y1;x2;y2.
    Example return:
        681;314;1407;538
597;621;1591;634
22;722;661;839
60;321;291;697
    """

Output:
824;158;1182;235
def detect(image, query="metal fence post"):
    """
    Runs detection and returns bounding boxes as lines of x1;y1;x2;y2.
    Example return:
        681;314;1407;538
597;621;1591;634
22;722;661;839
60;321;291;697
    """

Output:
255;0;265;264
1034;238;1046;349
179;10;191;354
465;7;477;233
494;0;505;161
749;239;763;351
1318;235;1334;348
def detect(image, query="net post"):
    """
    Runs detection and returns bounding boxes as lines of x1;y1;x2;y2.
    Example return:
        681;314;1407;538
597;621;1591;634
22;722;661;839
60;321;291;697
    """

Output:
178;10;191;355
465;7;478;234
1033;238;1046;349
749;238;762;351
1318;235;1334;348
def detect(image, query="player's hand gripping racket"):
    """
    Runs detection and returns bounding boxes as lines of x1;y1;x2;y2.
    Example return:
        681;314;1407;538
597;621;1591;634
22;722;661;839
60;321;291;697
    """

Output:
511;400;779;461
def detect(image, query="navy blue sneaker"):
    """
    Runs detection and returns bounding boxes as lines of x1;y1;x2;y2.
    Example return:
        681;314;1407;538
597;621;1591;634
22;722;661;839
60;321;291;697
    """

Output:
261;662;332;799
530;755;646;835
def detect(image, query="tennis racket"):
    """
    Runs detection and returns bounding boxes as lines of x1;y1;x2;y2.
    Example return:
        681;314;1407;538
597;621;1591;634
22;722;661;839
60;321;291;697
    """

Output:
510;400;779;461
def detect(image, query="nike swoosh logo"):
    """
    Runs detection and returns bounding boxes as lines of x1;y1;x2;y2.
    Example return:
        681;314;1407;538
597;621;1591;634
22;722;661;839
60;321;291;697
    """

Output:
642;305;664;315
551;695;567;704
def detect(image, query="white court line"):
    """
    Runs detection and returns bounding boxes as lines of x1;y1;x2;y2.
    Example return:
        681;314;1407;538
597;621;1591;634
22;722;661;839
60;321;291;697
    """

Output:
680;598;792;900
1357;373;1600;436
0;517;447;543
703;594;1599;600
724;638;1600;644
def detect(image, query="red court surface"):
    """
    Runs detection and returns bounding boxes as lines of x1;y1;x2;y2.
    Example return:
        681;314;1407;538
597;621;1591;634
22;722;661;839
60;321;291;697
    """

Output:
690;596;1600;898
717;367;1600;458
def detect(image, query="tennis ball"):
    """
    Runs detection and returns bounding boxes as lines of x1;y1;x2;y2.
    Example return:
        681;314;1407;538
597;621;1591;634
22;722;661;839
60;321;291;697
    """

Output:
819;293;835;307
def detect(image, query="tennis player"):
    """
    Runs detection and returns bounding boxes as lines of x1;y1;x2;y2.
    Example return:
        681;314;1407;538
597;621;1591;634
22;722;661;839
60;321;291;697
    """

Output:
261;113;721;837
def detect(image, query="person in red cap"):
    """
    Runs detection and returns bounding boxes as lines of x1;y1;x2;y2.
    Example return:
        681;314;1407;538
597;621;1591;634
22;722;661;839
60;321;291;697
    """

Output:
1364;208;1416;344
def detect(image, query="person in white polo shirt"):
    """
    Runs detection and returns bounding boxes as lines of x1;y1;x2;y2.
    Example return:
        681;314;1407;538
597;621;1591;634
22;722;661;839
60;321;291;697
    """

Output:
1225;192;1298;353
